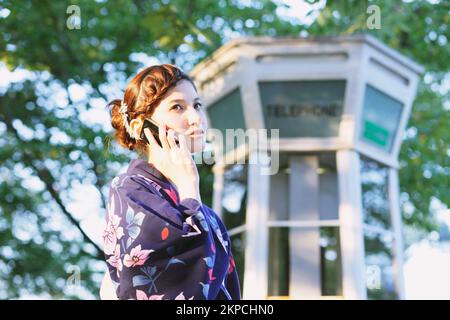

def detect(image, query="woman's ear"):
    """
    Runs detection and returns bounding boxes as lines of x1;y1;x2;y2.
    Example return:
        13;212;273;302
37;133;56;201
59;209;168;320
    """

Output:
129;118;143;140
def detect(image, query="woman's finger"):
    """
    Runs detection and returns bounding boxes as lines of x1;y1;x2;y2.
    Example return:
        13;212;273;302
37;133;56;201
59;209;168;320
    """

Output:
177;133;190;154
167;129;179;149
144;128;160;150
159;123;170;150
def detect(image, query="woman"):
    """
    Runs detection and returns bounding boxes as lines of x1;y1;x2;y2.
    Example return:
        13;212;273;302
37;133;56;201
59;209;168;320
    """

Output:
100;64;240;300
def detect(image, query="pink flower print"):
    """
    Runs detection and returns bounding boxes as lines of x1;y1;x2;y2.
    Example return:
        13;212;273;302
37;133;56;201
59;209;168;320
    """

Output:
136;290;164;300
109;214;124;240
102;225;117;255
136;290;148;300
107;197;124;240
175;292;194;300
123;244;154;268
106;244;123;272
163;185;178;205
103;195;124;255
208;268;216;283
228;256;235;274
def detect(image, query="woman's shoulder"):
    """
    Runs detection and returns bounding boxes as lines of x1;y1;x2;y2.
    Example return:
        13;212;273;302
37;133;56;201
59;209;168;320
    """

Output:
110;171;165;198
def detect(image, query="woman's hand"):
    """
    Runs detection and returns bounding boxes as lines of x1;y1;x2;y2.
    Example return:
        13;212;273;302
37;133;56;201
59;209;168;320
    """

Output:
144;123;201;202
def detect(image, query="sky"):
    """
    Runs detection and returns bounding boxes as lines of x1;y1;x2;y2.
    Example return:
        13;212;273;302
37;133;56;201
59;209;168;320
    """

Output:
404;238;450;299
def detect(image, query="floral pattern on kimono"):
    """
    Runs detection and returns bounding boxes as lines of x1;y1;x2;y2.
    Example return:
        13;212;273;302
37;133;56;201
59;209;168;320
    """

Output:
102;159;241;300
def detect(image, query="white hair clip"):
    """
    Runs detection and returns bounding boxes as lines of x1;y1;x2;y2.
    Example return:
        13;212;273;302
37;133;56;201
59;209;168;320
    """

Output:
119;100;139;140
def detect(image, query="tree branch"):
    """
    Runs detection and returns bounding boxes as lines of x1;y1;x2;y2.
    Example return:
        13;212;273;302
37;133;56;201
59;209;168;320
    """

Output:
0;102;104;260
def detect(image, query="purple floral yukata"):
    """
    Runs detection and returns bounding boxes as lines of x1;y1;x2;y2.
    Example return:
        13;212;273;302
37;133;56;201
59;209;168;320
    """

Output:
102;159;241;300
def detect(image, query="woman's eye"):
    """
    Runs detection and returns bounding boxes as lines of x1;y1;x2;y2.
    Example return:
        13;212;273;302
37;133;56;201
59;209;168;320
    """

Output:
194;102;202;109
171;104;183;111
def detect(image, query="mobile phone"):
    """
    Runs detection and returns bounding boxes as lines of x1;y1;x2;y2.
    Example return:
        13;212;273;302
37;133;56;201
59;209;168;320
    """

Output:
140;118;179;147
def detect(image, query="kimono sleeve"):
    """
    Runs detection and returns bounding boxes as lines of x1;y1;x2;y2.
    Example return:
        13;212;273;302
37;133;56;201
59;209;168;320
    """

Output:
205;207;241;300
103;175;211;300
224;251;241;300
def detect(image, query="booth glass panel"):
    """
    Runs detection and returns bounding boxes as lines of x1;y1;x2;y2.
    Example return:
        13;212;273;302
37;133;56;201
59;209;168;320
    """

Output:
360;156;392;231
221;164;247;229
364;229;397;300
359;85;403;152
258;80;346;138
267;226;342;298
268;227;290;297
268;153;339;221
320;227;343;296
206;88;247;154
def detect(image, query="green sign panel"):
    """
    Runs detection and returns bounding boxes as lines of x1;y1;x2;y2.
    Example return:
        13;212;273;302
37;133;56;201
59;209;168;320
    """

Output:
360;85;403;152
362;120;389;148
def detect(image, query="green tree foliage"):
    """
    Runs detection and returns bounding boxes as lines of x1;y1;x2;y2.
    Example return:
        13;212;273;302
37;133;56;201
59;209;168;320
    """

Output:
0;0;447;298
305;0;449;231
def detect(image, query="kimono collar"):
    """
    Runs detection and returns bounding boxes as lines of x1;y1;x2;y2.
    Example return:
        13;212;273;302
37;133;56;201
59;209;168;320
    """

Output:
126;158;181;208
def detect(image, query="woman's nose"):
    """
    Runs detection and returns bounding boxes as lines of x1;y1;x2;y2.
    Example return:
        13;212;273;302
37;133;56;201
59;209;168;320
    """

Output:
186;106;203;127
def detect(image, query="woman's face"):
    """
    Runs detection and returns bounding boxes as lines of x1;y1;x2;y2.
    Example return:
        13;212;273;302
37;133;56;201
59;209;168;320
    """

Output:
149;79;207;154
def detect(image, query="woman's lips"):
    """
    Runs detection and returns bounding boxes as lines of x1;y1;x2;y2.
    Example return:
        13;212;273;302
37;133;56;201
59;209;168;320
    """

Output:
189;132;204;138
186;129;204;137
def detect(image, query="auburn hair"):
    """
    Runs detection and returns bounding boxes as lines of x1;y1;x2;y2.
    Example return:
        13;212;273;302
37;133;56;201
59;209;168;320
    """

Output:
106;64;197;155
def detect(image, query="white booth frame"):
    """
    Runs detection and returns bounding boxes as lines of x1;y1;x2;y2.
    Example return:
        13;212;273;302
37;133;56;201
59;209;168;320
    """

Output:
190;35;422;300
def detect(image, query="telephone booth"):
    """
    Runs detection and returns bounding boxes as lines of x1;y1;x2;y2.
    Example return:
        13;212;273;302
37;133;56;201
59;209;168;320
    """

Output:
189;35;423;299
